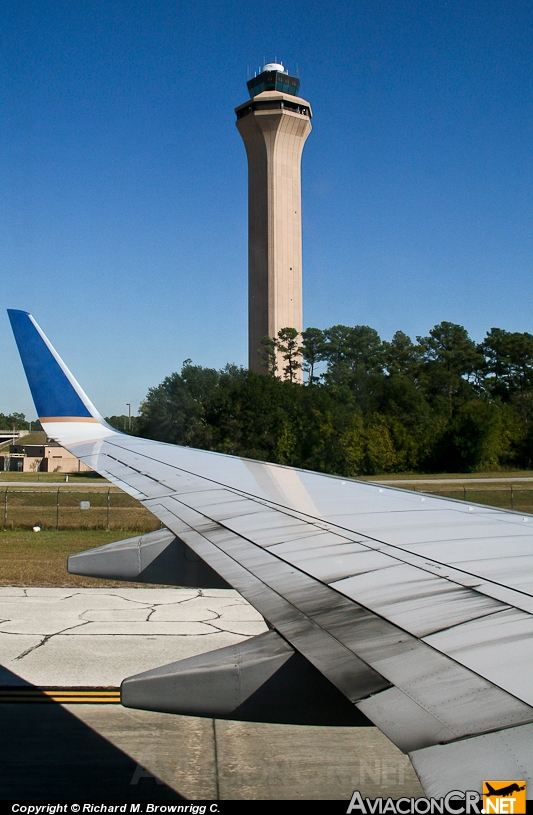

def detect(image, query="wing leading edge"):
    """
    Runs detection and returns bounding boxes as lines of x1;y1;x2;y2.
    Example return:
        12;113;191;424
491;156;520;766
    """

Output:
9;309;533;797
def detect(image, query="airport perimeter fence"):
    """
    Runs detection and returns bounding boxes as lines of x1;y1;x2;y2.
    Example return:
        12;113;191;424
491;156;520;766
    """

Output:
409;484;533;514
1;484;533;531
1;488;161;531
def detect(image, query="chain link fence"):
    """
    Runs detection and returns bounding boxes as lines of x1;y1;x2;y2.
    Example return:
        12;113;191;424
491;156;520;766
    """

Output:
409;484;533;513
1;489;160;531
2;484;533;531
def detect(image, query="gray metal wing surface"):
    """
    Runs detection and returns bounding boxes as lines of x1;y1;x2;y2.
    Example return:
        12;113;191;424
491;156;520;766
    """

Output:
8;308;533;797
68;432;533;796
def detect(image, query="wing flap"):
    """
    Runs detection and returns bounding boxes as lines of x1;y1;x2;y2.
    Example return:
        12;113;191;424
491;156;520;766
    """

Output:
150;504;393;704
410;724;533;798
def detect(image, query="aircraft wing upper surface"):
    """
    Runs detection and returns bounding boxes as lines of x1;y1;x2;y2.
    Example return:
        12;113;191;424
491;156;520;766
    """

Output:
8;309;533;797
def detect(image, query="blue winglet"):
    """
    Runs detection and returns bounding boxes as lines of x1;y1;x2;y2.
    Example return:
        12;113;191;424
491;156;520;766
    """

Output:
8;309;95;420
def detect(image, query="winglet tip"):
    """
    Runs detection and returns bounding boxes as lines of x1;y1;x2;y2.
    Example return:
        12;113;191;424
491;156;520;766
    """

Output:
8;309;107;433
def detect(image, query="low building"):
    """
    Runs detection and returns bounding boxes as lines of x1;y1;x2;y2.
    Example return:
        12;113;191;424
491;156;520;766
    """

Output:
0;432;93;473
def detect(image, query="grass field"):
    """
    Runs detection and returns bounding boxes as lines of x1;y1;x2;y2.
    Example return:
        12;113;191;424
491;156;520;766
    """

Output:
393;483;533;513
0;471;107;483
0;488;161;531
443;488;530;511
363;470;533;512
366;470;533;481
0;529;162;587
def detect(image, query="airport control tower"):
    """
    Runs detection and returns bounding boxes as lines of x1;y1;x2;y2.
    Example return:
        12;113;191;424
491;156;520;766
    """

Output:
236;63;312;376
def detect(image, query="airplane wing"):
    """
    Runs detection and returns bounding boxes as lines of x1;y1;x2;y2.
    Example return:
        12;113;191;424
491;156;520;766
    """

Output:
8;309;533;798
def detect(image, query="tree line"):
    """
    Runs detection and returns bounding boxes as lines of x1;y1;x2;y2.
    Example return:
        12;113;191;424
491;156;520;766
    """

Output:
120;321;533;475
0;413;42;432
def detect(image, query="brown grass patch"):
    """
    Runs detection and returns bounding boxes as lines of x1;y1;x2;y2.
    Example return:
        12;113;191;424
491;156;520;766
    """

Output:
0;529;161;587
0;489;160;531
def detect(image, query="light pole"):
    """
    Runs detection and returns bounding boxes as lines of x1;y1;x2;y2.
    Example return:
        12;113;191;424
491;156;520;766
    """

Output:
126;403;131;432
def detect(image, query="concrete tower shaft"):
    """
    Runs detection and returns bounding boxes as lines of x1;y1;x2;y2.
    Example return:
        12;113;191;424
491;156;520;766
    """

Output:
236;85;312;375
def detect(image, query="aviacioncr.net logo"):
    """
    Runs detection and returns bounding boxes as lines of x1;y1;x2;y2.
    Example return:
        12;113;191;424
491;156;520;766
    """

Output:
347;790;483;814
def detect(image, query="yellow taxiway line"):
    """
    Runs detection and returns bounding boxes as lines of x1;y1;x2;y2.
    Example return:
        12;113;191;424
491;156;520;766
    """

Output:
0;687;121;703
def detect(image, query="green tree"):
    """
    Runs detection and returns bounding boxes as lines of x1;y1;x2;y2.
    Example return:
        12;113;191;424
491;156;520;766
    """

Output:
138;360;221;448
417;322;484;417
363;415;398;474
433;401;503;472
258;336;278;377
104;415;139;433
301;327;325;384
136;317;533;478
382;331;423;377
322;325;384;408
0;413;42;431
276;327;302;383
482;328;533;398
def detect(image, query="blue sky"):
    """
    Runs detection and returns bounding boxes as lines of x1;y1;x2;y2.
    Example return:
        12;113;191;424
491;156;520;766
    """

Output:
2;0;532;419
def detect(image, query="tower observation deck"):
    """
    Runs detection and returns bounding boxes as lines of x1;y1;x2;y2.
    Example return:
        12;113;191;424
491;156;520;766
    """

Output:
236;63;312;376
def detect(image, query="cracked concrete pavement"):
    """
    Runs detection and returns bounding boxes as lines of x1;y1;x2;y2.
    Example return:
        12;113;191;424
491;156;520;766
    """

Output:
0;586;423;799
0;586;267;686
